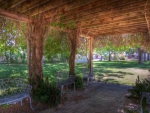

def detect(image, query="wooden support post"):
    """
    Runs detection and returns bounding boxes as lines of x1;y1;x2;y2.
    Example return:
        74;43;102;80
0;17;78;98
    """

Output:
26;23;32;79
68;29;79;75
148;53;150;60
138;47;144;64
26;16;49;81
27;39;31;78
144;51;147;62
88;37;93;76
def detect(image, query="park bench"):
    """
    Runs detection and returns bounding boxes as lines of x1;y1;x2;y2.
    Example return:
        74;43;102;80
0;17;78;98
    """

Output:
82;68;94;86
0;78;34;110
56;71;76;96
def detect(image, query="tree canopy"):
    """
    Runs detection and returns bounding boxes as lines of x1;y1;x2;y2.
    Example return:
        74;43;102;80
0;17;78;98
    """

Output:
93;33;150;53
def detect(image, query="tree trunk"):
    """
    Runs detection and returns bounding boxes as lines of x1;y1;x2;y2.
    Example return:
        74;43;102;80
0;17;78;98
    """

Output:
148;54;150;60
143;52;147;62
88;37;93;76
138;48;144;64
27;23;32;78
26;16;49;81
108;50;111;61
68;29;79;75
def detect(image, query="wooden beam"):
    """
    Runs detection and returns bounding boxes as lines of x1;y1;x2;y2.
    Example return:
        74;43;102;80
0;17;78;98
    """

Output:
59;0;147;22
1;0;26;9
14;0;50;13
85;27;147;32
87;29;148;36
82;20;147;30
83;25;147;33
44;0;118;19
45;0;146;22
59;6;150;28
23;0;74;16
88;37;93;76
0;8;32;23
24;0;99;16
79;14;147;28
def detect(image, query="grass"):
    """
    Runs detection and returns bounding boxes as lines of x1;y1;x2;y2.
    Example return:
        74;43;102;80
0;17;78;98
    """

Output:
0;60;149;86
93;60;150;86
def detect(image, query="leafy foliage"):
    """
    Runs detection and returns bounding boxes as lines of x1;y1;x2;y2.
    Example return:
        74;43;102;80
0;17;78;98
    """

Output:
74;76;84;89
31;76;61;107
44;30;70;62
0;17;27;63
128;78;150;98
93;33;150;53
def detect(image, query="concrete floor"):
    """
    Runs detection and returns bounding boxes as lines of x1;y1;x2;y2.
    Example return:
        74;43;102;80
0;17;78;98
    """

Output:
41;82;141;113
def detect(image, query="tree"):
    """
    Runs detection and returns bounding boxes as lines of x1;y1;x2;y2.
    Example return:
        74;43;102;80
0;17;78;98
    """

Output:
44;30;70;62
93;33;150;63
0;17;26;63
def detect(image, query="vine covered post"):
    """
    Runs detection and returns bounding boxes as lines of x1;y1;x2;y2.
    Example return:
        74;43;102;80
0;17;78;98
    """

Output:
138;47;144;64
27;23;32;78
144;51;147;62
68;28;80;75
88;37;93;76
26;15;50;81
148;53;150;60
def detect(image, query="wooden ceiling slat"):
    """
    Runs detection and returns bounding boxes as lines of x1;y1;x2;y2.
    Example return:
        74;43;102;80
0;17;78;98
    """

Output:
0;8;31;22
0;0;149;37
83;25;147;33
89;29;147;36
72;5;148;24
14;0;50;13
83;23;147;31
23;0;98;17
44;0;118;19
56;0;146;22
76;12;146;28
23;0;74;16
1;0;26;9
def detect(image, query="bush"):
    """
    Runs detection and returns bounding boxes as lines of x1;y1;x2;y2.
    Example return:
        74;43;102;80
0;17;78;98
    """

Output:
74;76;84;89
31;76;61;107
128;78;150;98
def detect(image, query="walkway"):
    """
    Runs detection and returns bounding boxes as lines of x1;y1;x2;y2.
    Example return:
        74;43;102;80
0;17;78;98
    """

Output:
41;82;135;113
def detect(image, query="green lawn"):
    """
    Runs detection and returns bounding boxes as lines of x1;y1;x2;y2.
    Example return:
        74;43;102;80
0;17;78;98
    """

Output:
0;60;149;86
93;60;150;86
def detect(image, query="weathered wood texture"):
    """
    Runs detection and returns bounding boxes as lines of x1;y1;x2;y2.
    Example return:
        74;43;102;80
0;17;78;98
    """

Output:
26;15;50;79
68;29;80;75
0;0;149;36
88;37;93;76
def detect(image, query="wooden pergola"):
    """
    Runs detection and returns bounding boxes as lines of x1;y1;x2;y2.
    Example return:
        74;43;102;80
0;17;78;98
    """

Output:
0;0;150;80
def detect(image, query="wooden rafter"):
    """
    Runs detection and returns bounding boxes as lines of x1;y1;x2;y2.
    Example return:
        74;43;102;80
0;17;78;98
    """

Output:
23;0;74;16
1;0;26;9
24;0;98;17
14;0;50;13
144;0;150;33
0;0;149;37
62;4;149;24
78;14;147;28
0;8;32;22
48;0;147;21
44;0;119;19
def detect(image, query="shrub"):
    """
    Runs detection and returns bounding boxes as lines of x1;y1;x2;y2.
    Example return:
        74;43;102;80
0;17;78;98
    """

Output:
128;78;150;98
31;76;61;107
74;76;84;89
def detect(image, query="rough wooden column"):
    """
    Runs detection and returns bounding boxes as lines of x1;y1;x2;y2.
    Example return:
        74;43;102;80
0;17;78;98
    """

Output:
148;53;150;60
88;37;93;76
143;51;147;62
27;23;32;78
26;16;49;80
68;29;79;75
138;47;144;64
